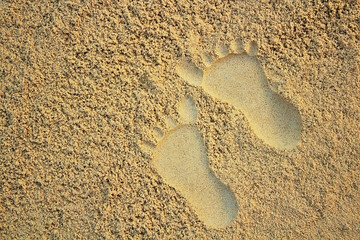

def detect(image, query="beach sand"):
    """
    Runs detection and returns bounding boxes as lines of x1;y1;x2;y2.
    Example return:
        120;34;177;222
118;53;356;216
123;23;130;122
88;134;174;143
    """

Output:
1;0;359;239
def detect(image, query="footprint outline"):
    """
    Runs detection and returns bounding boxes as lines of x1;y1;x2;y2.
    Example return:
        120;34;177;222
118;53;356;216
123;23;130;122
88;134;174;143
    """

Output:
140;96;239;228
176;39;303;150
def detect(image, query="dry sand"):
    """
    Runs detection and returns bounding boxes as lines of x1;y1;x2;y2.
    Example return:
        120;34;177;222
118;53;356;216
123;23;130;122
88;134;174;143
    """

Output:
1;0;360;239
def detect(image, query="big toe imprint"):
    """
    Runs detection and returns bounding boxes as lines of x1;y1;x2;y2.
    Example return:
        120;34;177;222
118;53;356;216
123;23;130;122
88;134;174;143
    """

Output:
177;40;303;150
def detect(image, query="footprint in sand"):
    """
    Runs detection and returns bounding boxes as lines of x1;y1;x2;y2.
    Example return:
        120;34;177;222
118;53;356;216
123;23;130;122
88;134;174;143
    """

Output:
141;96;238;228
176;39;303;150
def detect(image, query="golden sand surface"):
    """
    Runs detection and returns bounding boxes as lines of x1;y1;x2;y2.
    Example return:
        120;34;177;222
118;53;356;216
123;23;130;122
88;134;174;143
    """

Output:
1;0;360;239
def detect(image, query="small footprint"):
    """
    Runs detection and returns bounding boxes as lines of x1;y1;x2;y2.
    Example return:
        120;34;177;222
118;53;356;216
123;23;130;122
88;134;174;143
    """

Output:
176;39;303;150
141;96;238;228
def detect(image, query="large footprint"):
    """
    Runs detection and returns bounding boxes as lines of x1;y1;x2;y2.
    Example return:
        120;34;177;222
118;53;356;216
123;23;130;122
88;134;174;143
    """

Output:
176;39;303;150
141;96;238;228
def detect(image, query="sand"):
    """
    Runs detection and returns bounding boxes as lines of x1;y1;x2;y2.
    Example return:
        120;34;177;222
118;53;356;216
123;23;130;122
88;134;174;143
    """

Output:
1;0;360;239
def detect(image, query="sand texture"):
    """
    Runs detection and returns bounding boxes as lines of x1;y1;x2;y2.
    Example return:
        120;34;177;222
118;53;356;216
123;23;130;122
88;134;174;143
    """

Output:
1;0;360;239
